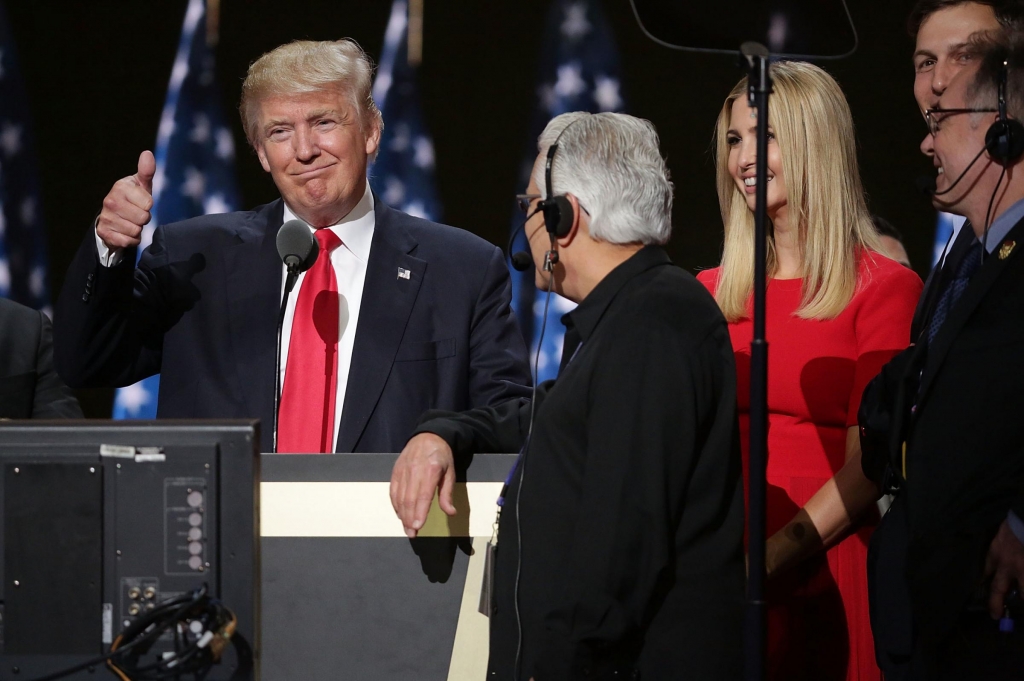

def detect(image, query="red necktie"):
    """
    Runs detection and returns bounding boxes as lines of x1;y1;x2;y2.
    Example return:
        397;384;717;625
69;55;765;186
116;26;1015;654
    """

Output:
277;228;342;453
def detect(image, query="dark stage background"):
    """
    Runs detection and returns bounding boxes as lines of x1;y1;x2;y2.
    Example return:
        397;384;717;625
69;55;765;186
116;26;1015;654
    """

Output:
5;0;931;417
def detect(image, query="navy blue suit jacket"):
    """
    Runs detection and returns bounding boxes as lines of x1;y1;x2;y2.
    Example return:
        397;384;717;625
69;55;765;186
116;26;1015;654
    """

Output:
54;199;531;453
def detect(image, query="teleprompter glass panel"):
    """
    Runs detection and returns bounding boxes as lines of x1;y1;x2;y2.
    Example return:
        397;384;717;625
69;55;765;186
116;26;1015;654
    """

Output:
629;0;857;58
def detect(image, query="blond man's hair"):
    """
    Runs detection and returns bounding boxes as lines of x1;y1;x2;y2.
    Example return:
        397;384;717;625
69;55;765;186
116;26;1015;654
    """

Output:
239;39;383;152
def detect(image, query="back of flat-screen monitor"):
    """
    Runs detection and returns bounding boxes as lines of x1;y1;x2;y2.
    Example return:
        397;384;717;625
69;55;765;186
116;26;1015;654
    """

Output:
0;421;259;680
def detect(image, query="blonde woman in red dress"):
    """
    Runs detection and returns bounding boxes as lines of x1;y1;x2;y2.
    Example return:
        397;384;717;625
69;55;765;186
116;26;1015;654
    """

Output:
697;61;923;681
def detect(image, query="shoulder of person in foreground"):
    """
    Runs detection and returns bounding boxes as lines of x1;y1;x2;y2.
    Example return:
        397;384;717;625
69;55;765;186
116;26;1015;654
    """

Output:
0;298;83;418
628;263;729;340
593;262;737;419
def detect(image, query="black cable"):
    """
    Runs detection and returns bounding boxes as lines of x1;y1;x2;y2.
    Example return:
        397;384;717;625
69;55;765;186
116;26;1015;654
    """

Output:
128;621;204;676
626;0;859;60
932;145;992;197
25;586;242;681
513;241;557;681
226;631;254;681
22;631;160;681
132;645;201;679
124;597;236;681
22;593;199;681
110;593;211;681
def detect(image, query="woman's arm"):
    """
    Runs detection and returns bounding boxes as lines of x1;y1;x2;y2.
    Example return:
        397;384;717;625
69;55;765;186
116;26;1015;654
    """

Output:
765;426;881;577
765;256;922;578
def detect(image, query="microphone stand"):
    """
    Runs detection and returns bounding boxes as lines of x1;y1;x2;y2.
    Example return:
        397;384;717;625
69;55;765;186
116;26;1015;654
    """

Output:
741;41;771;681
273;262;301;454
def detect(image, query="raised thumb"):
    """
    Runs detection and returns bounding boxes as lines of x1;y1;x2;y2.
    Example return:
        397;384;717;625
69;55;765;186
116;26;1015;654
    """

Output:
134;150;156;193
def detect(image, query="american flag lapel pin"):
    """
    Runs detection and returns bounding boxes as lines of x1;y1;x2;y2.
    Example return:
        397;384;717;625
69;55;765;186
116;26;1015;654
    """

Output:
398;267;411;280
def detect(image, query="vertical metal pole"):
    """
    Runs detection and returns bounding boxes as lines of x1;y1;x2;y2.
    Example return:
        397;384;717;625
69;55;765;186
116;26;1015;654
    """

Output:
408;0;424;66
207;0;221;47
741;41;771;681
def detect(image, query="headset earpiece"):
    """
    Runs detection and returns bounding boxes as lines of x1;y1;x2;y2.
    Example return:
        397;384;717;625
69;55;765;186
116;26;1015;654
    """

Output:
987;60;1024;165
986;118;1024;164
540;119;587;242
541;195;574;239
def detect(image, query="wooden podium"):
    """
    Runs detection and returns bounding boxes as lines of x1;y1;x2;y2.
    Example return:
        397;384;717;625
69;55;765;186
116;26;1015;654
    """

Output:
259;453;516;680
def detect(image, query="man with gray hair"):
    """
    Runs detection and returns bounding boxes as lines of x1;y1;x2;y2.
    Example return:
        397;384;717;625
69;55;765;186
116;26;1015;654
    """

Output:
54;39;531;454
391;112;744;679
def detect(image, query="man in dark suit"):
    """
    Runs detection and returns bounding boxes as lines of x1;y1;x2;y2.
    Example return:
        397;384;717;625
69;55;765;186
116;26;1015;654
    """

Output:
392;112;744;680
907;0;1020;340
0;298;82;419
54;39;530;453
864;29;1024;679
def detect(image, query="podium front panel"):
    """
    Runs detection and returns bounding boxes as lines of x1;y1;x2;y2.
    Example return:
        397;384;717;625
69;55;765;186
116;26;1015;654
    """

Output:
260;453;515;680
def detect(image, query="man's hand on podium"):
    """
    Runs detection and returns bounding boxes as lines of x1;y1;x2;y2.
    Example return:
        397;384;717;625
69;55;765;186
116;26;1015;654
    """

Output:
390;433;457;539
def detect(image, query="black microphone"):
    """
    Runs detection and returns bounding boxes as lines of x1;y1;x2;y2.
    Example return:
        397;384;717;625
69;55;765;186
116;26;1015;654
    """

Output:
277;219;319;276
918;145;990;197
506;220;534;272
511;251;533;272
273;218;319;453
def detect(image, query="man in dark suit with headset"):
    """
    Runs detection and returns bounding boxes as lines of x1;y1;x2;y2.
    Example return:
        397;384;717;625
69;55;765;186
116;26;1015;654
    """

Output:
391;112;745;680
909;0;1023;340
863;28;1024;678
54;39;530;454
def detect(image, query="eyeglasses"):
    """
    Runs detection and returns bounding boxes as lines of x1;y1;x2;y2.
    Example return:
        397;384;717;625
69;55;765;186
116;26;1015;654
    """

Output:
924;106;997;135
516;193;541;215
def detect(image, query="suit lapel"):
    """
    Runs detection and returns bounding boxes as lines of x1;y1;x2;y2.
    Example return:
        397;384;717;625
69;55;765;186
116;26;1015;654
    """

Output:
224;201;284;442
336;202;425;452
918;218;1024;403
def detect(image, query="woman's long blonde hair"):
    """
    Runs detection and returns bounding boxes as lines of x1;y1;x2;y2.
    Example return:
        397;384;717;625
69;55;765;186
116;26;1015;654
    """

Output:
712;61;881;322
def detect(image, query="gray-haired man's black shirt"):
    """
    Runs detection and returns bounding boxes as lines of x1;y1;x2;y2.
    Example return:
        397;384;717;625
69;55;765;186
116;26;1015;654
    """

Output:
415;245;745;681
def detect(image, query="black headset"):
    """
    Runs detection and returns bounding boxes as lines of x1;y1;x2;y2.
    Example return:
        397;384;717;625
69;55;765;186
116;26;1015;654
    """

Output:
985;59;1024;165
532;117;588;271
538;141;575;240
541;116;591;238
929;59;1024;197
506;116;588;272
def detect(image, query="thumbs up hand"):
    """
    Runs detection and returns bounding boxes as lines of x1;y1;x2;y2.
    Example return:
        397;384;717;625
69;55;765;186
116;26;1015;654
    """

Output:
96;150;156;250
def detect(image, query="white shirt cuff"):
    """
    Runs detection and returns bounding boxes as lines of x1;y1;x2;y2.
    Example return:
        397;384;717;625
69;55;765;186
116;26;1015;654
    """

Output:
95;227;124;267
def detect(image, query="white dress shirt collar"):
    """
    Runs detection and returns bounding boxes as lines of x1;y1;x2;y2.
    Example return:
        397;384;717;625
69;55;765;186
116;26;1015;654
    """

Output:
281;181;375;262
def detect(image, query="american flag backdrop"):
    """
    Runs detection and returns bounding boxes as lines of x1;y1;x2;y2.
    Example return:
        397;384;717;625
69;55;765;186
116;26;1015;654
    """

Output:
0;0;51;315
932;211;968;267
113;0;240;419
369;0;442;222
511;0;625;383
